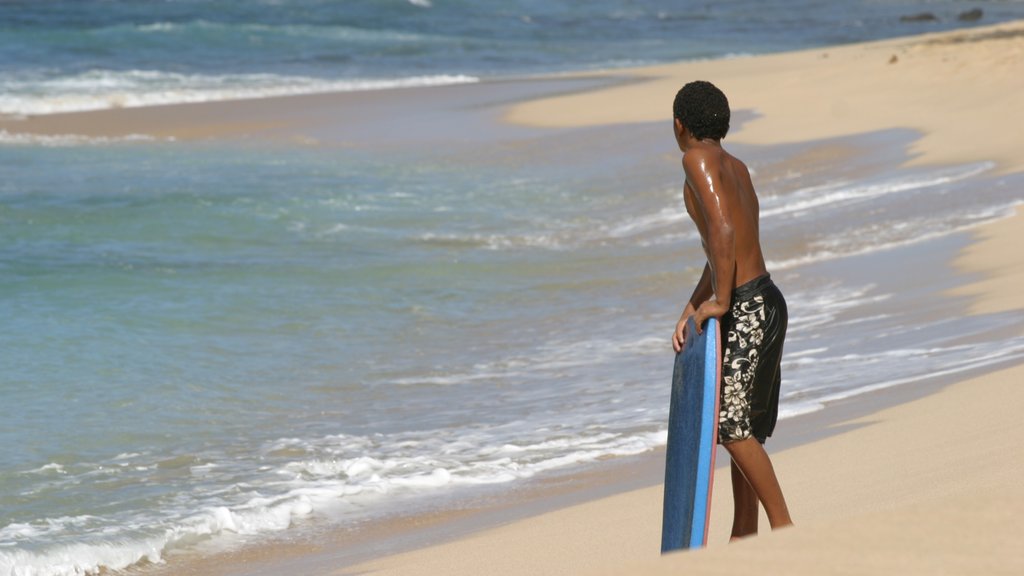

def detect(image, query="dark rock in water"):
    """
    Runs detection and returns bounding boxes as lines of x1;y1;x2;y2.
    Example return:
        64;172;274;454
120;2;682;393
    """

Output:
900;12;939;23
958;8;983;22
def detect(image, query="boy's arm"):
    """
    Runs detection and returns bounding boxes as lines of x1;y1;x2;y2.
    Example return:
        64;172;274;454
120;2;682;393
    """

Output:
672;262;713;352
688;262;715;310
683;151;736;332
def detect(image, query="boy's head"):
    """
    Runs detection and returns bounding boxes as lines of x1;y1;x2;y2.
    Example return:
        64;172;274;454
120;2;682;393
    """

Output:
673;81;730;140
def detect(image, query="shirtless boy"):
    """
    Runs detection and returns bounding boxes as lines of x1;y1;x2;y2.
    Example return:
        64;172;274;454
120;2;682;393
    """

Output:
670;81;793;538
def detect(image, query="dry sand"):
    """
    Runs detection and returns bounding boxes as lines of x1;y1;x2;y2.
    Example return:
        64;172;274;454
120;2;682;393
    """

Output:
344;20;1024;576
506;20;1024;174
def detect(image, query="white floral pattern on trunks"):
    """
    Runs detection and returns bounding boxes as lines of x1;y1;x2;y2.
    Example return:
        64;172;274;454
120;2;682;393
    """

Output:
720;294;766;442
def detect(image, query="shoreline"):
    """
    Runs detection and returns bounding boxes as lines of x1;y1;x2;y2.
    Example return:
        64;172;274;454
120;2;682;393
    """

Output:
950;205;1024;315
0;75;628;148
136;337;1022;576
1;19;1020;169
345;363;1024;576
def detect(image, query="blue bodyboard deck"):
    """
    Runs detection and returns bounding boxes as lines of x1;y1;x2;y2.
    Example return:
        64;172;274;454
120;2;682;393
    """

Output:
661;317;721;552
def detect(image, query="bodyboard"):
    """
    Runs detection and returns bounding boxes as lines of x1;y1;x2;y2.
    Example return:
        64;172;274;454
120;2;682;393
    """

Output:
661;316;722;552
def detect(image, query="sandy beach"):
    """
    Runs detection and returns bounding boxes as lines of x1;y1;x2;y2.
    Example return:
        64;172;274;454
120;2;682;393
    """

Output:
6;18;1023;576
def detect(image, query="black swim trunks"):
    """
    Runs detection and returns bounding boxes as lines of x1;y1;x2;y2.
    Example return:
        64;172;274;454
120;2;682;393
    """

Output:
718;273;787;444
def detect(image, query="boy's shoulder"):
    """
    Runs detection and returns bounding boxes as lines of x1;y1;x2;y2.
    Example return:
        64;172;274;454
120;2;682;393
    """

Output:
681;145;717;169
682;145;734;175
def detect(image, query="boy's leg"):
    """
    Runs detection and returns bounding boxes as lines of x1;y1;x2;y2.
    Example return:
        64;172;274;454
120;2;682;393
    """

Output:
724;438;792;529
730;458;759;539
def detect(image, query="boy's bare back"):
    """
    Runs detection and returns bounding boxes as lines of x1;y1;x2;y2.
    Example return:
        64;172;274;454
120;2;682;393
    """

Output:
682;145;768;289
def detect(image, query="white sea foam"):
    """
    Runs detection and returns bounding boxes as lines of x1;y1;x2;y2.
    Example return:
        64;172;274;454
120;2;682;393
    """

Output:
389;332;661;387
605;205;687;238
22;463;67;475
786;283;890;332
128;20;427;42
0;130;159;147
0;517;100;545
413;208;698;252
760;162;993;219
410;187;698;252
416;231;568;251
500;149;1010;263
275;428;667;492
779;337;1024;418
0;481;335;575
0;422;666;576
0;541;163;576
0;496;316;576
0;70;479;116
767;201;1022;270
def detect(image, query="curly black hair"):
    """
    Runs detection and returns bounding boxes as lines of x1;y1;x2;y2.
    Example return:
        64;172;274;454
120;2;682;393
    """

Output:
673;81;730;140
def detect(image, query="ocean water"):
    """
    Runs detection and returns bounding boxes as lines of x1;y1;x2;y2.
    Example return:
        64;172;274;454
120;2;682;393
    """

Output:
2;0;1024;115
3;2;1024;576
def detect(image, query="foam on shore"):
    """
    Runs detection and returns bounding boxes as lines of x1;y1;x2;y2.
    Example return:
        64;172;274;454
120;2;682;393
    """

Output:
0;72;479;116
